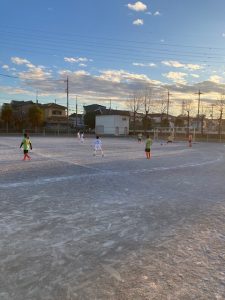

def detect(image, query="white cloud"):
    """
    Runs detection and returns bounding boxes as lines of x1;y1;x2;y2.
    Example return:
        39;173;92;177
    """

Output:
133;62;156;67
162;60;202;71
163;72;188;84
79;63;87;67
146;11;152;15
98;69;161;85
18;67;52;80
11;57;30;65
133;19;144;26
74;70;90;76
127;1;147;12
191;74;200;78
222;33;225;37
64;57;91;63
209;75;223;83
153;11;161;16
2;65;9;70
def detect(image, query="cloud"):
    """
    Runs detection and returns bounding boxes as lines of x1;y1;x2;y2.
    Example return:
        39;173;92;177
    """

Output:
64;57;92;63
162;60;202;71
2;65;9;70
133;19;144;26
127;1;147;12
153;11;161;16
222;33;225;37
79;63;87;67
133;62;156;67
163;72;188;84
18;67;52;80
209;75;223;83
191;74;200;78
11;57;30;65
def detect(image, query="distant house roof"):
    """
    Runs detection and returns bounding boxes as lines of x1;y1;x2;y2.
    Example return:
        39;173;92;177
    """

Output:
100;109;130;116
42;103;66;109
149;113;175;119
83;104;106;113
69;113;83;118
11;100;34;106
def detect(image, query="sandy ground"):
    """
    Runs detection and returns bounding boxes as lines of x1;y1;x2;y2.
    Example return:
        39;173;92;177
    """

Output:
0;136;225;300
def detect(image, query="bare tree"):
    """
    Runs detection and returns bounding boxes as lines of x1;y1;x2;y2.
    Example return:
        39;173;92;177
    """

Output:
142;88;153;133
216;95;225;137
127;91;143;134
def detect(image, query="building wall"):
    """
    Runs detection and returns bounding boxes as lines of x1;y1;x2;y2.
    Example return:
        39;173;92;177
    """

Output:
96;115;129;135
44;107;66;118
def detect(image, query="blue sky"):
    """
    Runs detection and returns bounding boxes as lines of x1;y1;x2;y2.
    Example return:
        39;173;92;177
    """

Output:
1;0;225;115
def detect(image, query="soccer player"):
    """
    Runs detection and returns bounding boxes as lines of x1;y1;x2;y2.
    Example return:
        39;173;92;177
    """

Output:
145;134;152;159
20;133;32;161
93;136;104;157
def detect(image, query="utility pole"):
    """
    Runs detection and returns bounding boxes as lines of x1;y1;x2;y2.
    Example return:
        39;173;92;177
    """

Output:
166;89;171;118
76;96;78;130
109;99;111;110
195;90;203;130
187;109;190;136
36;90;38;104
65;76;69;134
211;104;215;119
181;100;185;115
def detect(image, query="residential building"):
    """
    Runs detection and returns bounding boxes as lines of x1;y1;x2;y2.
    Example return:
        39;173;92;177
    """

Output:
95;109;130;135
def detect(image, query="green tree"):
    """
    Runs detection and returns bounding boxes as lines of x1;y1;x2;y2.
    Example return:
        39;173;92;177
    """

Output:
175;117;184;127
142;116;152;131
28;105;44;131
83;111;96;129
1;104;13;132
161;118;170;127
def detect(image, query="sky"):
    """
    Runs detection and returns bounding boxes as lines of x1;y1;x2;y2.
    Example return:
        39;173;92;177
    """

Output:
1;0;225;116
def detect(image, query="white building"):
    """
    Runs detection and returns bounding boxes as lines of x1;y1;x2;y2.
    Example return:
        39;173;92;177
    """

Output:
95;110;129;136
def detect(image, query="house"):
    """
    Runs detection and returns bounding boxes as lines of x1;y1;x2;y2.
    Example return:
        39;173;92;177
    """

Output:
69;113;85;129
95;109;130;136
149;113;176;128
83;104;106;114
10;100;34;123
42;103;68;128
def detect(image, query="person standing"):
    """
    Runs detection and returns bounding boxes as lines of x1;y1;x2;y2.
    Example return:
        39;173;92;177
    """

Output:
20;133;32;161
145;134;152;159
93;136;104;157
137;133;142;143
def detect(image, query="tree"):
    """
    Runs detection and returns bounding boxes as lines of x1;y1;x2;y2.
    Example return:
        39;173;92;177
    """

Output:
216;96;225;137
127;92;143;134
1;104;13;132
160;118;170;127
143;88;153;133
83;111;96;129
28;105;44;131
175;117;184;127
142;116;152;130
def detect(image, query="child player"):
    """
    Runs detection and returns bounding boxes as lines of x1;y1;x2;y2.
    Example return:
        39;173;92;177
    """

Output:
20;133;32;160
93;136;104;157
145;134;152;159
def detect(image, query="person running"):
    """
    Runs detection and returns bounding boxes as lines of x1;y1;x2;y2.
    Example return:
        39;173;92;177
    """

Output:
80;132;84;143
77;131;80;140
20;133;32;160
93;136;104;157
145;134;152;159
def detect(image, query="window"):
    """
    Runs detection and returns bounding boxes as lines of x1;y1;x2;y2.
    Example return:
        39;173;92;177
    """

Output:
122;117;127;121
52;110;62;116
